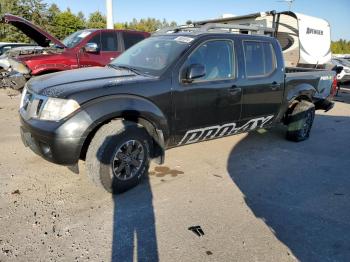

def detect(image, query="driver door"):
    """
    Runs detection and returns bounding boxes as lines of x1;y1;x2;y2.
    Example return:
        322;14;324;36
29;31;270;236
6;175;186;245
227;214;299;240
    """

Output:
172;39;242;145
79;31;121;67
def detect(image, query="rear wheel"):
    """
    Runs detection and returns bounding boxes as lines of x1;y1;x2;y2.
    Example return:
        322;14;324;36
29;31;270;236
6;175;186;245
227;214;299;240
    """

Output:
286;100;315;142
86;120;151;194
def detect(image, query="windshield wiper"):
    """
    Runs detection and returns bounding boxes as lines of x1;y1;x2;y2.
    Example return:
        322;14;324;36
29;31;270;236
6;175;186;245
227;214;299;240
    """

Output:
108;64;148;76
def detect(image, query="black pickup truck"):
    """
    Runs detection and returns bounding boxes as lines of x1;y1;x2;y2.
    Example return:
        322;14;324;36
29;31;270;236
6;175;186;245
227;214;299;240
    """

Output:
19;24;337;193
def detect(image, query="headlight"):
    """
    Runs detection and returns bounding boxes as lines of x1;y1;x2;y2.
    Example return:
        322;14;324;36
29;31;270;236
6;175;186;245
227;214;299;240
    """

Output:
40;97;80;121
9;59;30;74
20;86;27;108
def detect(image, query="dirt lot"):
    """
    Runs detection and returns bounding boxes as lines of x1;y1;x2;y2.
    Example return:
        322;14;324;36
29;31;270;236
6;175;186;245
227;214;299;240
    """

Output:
0;87;350;262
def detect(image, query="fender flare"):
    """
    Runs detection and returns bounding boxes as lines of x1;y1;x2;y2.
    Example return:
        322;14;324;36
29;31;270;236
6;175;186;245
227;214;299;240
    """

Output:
78;95;170;164
287;83;316;103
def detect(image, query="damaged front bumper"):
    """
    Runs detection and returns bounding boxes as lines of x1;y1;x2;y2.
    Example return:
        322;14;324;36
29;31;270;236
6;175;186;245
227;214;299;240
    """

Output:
0;70;28;90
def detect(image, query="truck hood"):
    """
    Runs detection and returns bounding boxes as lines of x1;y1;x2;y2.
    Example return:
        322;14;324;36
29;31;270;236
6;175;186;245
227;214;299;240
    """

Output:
1;14;65;48
26;66;157;98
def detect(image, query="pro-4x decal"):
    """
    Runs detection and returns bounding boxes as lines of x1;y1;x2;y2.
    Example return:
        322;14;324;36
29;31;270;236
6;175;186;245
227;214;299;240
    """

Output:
178;115;274;145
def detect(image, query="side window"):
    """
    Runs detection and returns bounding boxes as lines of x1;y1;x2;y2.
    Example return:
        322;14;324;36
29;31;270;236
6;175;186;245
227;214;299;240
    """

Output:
88;32;101;49
123;32;146;49
243;41;276;77
101;32;118;51
183;40;234;82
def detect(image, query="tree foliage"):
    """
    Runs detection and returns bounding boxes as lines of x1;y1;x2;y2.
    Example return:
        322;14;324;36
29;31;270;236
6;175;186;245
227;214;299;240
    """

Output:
115;18;177;32
331;39;350;54
50;9;85;40
0;0;177;42
0;0;48;43
86;11;106;29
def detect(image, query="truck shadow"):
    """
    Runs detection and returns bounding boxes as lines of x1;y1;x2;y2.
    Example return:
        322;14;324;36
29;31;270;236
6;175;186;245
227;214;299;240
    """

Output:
95;126;159;261
227;114;350;261
111;178;158;261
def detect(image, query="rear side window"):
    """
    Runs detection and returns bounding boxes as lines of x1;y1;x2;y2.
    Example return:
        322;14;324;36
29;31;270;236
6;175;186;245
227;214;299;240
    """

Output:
123;32;146;49
101;32;119;51
243;41;276;77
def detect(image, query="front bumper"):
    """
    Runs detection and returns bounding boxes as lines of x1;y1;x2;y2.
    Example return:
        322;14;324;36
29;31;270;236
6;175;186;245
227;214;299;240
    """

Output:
20;109;93;165
1;70;27;90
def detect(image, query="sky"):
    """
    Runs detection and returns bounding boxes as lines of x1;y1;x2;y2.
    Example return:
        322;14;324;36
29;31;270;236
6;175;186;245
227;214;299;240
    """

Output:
44;0;350;40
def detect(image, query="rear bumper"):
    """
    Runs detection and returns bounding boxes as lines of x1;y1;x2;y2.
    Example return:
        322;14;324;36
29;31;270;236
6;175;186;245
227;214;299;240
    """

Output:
314;97;334;112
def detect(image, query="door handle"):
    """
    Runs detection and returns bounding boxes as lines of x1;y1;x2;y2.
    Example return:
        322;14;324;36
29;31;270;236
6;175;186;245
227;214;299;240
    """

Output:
228;86;242;95
270;81;281;90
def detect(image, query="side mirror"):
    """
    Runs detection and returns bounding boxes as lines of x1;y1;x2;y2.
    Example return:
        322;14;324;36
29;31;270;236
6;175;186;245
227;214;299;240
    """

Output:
85;43;99;53
334;65;344;75
184;64;206;83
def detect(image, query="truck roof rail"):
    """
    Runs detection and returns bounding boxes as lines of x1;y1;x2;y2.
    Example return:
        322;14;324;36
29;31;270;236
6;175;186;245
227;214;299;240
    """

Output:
154;23;275;36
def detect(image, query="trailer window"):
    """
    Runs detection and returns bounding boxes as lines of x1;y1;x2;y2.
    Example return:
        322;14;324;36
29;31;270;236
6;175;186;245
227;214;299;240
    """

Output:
243;41;276;77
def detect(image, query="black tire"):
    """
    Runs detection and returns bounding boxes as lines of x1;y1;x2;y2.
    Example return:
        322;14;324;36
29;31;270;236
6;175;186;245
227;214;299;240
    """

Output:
286;100;315;142
86;120;151;194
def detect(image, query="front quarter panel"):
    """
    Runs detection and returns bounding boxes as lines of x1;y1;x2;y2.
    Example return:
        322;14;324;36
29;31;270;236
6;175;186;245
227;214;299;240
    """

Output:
80;95;171;142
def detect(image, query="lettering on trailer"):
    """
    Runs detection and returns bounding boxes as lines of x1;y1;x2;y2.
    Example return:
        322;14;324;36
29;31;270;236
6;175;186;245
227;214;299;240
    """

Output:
178;115;275;145
306;27;324;35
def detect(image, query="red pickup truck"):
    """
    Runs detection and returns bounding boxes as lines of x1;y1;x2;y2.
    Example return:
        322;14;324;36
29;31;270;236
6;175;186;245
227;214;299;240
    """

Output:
0;14;150;89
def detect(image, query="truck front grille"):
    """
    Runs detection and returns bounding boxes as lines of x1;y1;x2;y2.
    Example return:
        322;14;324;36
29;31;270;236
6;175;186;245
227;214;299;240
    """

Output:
20;87;47;120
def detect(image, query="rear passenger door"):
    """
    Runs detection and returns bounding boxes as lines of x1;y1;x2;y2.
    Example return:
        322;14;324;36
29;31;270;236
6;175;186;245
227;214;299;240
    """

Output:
99;31;121;64
123;32;147;50
240;40;284;121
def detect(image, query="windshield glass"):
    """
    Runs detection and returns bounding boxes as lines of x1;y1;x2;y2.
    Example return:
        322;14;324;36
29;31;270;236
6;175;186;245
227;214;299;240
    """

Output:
62;30;93;48
110;35;193;76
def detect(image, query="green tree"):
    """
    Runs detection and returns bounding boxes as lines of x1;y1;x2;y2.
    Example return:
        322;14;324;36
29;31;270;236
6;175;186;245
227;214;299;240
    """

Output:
87;11;106;29
50;9;86;40
114;18;177;32
0;0;48;43
331;39;350;54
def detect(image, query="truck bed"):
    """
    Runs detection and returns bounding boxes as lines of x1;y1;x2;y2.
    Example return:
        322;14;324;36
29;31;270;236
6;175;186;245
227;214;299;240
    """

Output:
285;67;336;111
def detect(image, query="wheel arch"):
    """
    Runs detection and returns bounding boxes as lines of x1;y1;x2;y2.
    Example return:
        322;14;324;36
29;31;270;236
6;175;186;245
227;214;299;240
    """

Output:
287;83;316;104
78;95;169;165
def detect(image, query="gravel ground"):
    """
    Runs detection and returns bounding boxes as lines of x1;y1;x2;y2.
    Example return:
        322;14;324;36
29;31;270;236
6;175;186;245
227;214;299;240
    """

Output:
0;87;349;262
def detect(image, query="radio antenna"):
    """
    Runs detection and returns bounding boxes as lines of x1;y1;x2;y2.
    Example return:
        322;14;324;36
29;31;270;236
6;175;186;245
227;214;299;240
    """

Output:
277;0;295;11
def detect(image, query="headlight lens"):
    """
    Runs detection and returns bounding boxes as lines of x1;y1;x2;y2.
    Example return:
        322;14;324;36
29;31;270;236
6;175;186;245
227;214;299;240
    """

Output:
9;59;30;74
20;86;28;108
40;97;80;121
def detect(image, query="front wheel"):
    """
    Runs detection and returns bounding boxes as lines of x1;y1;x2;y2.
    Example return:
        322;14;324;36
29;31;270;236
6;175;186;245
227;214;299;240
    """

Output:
286;100;315;142
86;120;151;194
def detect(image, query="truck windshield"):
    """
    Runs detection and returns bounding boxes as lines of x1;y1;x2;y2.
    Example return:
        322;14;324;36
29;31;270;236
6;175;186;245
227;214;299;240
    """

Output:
110;35;193;76
62;30;93;48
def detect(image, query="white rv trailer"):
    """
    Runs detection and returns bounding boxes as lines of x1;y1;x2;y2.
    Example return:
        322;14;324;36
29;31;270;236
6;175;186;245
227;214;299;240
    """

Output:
195;11;331;68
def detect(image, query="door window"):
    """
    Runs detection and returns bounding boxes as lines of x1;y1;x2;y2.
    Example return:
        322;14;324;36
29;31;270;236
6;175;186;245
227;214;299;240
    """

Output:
183;40;234;82
101;32;118;51
243;41;276;77
88;32;101;50
123;32;146;49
